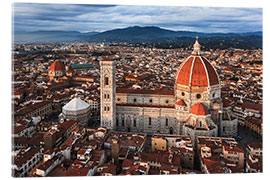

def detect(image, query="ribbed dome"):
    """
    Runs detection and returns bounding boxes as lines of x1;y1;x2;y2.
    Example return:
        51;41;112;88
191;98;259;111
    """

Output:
175;38;219;87
190;102;210;116
48;61;65;71
176;56;219;87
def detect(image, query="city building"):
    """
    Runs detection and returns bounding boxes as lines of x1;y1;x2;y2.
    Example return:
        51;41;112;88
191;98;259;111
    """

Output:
246;142;262;173
12;147;43;177
151;134;194;169
14;101;53;121
48;60;66;81
100;37;237;143
60;97;91;127
197;136;244;173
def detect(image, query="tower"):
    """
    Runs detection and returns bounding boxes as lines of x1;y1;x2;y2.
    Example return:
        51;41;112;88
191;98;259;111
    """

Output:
100;58;116;129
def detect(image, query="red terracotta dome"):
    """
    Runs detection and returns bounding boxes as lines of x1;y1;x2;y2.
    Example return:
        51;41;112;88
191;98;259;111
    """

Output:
190;102;210;116
175;37;219;87
176;56;219;87
176;99;186;106
48;61;65;71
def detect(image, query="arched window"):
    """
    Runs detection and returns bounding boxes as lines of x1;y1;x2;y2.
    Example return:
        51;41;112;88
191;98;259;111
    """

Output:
107;94;110;100
107;106;110;112
104;94;106;99
104;76;109;85
149;117;152;125
166;118;168;126
134;119;136;127
122;119;125;126
104;106;106;112
116;118;119;126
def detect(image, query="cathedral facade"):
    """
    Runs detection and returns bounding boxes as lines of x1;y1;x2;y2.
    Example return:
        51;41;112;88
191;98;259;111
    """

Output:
100;37;237;142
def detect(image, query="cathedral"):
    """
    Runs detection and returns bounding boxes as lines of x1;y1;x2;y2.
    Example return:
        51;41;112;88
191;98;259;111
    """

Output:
100;37;238;142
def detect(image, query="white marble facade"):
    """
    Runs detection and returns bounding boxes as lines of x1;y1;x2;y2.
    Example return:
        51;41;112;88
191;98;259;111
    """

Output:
100;38;237;140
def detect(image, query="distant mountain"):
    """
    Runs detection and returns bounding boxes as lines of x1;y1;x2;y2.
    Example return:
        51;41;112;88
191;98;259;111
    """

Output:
86;26;178;42
13;26;262;49
87;26;262;42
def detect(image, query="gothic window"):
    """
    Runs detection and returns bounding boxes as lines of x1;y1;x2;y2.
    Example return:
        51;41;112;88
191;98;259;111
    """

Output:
122;119;125;126
107;94;110;99
166;118;168;126
104;106;106;112
116;118;119;126
149;117;152;126
134;119;136;127
104;94;106;99
107;106;110;112
105;76;109;85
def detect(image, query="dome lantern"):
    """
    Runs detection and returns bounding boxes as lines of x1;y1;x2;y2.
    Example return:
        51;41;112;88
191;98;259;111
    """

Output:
192;36;201;56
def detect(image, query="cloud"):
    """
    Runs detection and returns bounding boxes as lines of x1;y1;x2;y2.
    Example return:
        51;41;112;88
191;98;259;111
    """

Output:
12;3;262;33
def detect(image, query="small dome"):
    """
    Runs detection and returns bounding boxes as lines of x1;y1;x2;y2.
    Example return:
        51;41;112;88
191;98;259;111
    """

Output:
190;102;210;116
176;99;186;106
48;61;65;71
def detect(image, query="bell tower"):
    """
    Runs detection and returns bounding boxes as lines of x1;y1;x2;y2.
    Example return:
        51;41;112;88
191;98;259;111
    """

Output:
100;58;116;129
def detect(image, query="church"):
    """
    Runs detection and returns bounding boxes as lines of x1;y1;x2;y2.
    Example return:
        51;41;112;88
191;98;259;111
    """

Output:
101;37;237;142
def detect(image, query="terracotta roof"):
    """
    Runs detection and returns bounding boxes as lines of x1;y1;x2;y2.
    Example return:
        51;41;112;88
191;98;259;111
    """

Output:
223;145;244;153
247;142;262;150
176;56;219;87
222;98;231;108
242;101;262;111
176;99;186;106
16;101;51;116
48;61;65;71
116;88;174;96
13;148;41;167
122;159;134;169
190;102;210;116
116;103;174;109
102;58;113;61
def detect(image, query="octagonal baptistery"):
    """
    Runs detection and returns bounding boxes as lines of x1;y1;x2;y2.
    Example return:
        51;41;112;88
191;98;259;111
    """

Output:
62;97;91;127
175;37;221;110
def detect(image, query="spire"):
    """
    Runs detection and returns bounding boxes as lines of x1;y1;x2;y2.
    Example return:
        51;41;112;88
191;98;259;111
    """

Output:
192;36;201;55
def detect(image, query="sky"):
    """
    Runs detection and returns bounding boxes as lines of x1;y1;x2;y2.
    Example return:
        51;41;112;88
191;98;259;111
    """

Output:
13;3;262;33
